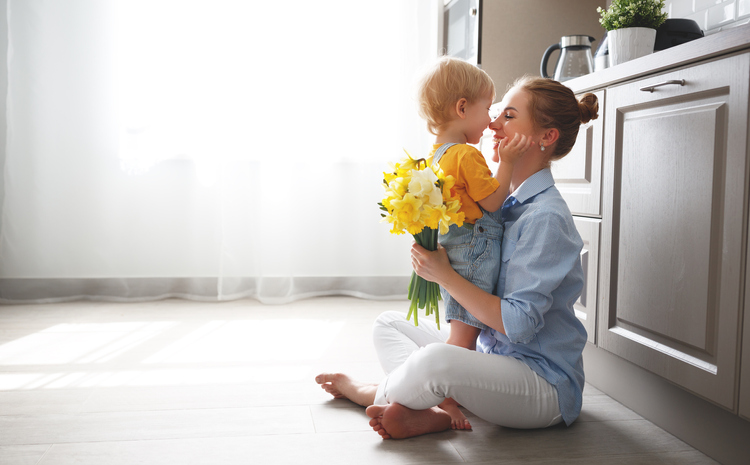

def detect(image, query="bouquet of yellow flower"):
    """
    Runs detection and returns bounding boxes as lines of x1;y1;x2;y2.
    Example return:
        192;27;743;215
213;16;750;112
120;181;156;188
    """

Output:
379;150;464;329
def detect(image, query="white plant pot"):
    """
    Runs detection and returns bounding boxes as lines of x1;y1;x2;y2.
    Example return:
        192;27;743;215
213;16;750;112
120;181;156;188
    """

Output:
608;27;657;66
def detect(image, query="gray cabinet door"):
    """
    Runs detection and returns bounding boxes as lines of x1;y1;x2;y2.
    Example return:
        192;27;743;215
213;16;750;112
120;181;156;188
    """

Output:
742;227;750;420
574;217;600;344
598;54;750;411
552;90;605;217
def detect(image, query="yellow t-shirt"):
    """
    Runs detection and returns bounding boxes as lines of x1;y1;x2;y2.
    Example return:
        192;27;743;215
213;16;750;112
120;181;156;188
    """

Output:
429;143;499;224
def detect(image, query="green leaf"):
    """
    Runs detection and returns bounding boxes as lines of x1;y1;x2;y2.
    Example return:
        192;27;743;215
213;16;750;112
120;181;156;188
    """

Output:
598;0;667;31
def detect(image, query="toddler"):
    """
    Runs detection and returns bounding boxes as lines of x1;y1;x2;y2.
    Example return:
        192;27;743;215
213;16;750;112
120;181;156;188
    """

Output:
418;56;531;350
417;57;531;428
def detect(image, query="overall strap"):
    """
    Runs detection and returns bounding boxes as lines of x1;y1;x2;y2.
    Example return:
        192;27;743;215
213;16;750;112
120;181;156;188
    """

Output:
431;143;458;166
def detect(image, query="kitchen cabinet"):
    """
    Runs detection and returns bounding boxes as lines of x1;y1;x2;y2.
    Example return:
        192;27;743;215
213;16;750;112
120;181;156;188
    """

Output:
742;225;750;421
552;90;605;218
572;217;600;344
597;53;750;411
553;89;605;344
562;26;750;464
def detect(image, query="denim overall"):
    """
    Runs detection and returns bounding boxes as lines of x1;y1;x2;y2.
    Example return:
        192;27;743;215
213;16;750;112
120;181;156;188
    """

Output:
433;143;504;330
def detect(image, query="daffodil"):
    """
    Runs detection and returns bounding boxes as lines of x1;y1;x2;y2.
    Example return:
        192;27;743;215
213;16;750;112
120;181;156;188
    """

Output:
378;149;465;328
441;175;457;202
383;171;397;186
409;170;442;207
391;193;423;224
382;215;406;235
406;221;425;236
398;149;424;171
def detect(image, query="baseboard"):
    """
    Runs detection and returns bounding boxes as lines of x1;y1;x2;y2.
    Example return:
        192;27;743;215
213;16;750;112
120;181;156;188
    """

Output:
584;343;750;465
0;276;411;304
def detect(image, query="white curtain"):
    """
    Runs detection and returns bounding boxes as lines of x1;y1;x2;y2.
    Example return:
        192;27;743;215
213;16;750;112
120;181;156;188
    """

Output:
0;0;439;303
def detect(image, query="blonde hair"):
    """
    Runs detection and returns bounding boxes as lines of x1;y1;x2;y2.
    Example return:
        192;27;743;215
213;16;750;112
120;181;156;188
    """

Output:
417;57;496;136
511;76;599;160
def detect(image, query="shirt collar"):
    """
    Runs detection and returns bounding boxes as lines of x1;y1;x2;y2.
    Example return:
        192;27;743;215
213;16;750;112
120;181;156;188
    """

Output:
510;168;555;205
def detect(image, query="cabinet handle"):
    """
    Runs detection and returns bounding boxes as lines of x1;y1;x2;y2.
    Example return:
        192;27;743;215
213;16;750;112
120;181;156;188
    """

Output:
639;79;686;92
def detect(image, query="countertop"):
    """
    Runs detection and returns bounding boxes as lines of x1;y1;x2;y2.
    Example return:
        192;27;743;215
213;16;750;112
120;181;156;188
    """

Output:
566;24;750;94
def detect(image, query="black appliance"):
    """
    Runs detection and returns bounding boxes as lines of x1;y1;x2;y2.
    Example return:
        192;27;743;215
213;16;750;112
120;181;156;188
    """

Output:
654;19;704;51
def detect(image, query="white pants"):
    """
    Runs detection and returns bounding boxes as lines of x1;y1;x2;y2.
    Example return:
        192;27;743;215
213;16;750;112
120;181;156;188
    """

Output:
372;311;562;429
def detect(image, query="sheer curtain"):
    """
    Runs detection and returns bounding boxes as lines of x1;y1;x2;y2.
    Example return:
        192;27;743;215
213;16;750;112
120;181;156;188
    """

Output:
0;0;440;303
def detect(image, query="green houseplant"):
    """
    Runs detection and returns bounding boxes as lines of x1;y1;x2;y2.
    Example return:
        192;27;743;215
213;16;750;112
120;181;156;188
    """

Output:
597;0;668;66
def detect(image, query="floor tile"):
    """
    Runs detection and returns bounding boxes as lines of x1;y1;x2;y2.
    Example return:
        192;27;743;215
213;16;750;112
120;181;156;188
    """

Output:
464;450;719;464
0;445;50;465
0;388;91;415
309;404;372;433
0;297;722;465
39;432;466;465
0;406;314;445
448;419;696;463
578;394;642;422
79;381;330;412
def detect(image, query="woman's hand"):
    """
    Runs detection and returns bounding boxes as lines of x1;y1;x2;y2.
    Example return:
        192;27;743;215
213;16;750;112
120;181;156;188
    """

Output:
411;243;505;334
413;241;507;335
411;242;454;286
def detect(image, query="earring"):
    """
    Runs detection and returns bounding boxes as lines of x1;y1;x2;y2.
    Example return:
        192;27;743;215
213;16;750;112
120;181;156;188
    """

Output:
540;143;545;152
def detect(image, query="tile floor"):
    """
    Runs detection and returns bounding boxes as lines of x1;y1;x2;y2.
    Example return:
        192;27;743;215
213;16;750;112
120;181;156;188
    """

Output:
0;297;719;464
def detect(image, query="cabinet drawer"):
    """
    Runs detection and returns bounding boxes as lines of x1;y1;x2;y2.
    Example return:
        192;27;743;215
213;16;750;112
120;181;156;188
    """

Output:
574;217;600;344
598;54;750;411
552;89;604;217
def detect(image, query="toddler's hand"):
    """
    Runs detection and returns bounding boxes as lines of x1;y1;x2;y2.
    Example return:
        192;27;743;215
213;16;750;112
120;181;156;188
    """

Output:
493;133;533;163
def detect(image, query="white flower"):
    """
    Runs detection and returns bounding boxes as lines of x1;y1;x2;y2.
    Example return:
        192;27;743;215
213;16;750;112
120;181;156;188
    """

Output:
408;168;442;207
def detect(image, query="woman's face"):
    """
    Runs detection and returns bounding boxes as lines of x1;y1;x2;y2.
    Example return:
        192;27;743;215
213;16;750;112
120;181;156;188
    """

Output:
489;87;539;145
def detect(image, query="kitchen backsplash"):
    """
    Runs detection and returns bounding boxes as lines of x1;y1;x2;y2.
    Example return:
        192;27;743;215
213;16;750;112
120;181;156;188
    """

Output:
666;0;749;34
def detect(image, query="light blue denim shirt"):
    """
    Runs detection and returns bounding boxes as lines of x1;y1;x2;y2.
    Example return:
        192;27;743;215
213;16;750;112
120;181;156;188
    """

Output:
477;168;587;426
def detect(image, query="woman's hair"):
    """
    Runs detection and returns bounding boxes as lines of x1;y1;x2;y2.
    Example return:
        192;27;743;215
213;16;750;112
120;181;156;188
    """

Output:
511;76;599;161
417;56;496;136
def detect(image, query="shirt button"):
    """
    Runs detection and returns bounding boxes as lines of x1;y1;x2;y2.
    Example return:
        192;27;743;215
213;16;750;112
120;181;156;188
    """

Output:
478;226;485;233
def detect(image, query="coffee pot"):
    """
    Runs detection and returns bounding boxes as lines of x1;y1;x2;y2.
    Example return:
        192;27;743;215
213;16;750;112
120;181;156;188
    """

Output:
540;35;595;82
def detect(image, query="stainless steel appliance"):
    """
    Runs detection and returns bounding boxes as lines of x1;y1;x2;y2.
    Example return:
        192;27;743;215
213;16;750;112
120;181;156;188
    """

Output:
594;32;609;72
443;0;481;66
540;35;595;82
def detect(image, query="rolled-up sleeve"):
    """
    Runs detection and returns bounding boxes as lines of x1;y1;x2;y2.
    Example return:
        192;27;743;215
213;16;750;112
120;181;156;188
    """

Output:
500;208;581;344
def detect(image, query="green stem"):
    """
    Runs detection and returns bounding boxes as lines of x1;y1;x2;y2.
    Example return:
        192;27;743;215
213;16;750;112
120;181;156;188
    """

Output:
406;227;442;327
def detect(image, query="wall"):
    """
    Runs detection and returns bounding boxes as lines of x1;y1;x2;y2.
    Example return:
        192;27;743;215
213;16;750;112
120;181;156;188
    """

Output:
480;0;607;96
667;0;750;34
477;0;749;96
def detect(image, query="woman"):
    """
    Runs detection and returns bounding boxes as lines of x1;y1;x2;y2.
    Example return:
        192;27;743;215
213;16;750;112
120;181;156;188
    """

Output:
316;76;599;439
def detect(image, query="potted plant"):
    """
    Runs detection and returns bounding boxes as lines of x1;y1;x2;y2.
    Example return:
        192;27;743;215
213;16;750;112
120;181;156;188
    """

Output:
597;0;668;66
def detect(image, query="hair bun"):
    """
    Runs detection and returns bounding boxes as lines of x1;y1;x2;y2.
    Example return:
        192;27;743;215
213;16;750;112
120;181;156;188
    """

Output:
578;93;599;124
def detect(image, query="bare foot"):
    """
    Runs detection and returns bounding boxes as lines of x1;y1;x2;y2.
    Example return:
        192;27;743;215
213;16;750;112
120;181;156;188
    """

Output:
315;373;377;407
365;403;452;439
439;398;472;430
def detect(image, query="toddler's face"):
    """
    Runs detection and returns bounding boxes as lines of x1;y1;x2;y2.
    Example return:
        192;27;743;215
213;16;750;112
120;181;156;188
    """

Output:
463;94;494;145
